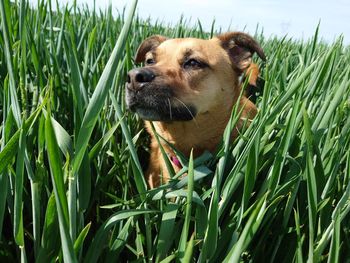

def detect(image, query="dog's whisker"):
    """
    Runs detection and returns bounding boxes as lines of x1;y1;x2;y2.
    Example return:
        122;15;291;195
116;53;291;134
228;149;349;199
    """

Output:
168;98;172;120
174;97;198;126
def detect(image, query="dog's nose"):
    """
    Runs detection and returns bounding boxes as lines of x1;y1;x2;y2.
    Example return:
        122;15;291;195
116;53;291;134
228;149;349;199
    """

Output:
127;68;156;85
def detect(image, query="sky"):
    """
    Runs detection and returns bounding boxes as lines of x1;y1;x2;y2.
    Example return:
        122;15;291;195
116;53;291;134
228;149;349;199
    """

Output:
29;0;350;44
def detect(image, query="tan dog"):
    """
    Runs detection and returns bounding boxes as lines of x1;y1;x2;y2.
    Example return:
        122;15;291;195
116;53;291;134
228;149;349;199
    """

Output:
126;32;265;188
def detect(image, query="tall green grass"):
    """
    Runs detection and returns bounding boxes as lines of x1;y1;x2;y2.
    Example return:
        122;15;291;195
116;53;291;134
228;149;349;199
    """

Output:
1;0;350;262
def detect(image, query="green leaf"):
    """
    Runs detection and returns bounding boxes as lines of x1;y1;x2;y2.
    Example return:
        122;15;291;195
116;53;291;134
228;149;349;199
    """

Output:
45;111;77;263
107;217;134;260
51;115;73;158
0;172;8;238
110;92;147;196
36;194;60;263
223;197;267;263
84;209;157;263
178;150;195;260
182;233;195;262
327;211;340;263
152;189;204;206
156;203;179;261
199;188;218;261
14;130;25;246
0;105;42;174
89;120;121;160
303;107;318;263
0;129;21;174
0;0;21;126
74;223;91;254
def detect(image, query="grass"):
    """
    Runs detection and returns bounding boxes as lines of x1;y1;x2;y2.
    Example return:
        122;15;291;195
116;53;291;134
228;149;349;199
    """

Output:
1;0;350;262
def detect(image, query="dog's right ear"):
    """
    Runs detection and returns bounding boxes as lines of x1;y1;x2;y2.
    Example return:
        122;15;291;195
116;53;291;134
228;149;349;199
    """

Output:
135;35;167;63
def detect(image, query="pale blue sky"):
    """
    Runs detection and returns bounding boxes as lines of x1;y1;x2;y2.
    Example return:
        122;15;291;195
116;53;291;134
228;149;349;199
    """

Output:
29;0;350;44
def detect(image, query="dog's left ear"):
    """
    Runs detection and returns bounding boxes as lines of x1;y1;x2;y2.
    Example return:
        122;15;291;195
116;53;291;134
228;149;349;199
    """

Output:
217;32;266;72
135;35;167;63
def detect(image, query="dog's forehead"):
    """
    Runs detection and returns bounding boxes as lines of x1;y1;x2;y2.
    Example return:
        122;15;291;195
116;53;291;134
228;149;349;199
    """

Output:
156;37;225;59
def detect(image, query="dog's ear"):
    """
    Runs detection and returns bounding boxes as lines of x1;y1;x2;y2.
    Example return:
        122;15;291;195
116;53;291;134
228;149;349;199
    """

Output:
135;35;167;63
217;32;266;72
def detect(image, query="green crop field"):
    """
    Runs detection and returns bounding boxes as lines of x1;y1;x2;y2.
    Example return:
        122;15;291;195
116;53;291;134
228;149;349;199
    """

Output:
1;0;350;262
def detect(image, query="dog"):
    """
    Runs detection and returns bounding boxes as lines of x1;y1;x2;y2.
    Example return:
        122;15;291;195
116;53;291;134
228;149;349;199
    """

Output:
126;32;265;188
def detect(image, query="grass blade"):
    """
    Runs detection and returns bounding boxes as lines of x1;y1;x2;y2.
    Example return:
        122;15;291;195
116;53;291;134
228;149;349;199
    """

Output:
45;110;77;263
84;209;157;263
327;211;340;263
303;108;318;263
223;197;267;263
178;150;194;260
156;203;179;261
110;92;147;195
74;222;91;254
14;130;25;248
0;0;21;126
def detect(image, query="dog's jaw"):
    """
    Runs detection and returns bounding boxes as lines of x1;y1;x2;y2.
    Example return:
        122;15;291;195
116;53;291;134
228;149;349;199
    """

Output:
133;106;196;122
125;83;197;122
134;107;165;121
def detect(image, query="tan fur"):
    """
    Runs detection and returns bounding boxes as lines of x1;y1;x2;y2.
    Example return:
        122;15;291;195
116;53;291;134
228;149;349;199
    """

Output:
129;32;265;188
245;63;260;87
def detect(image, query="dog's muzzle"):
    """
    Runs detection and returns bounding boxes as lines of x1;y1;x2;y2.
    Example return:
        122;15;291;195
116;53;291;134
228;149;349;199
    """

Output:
125;68;196;121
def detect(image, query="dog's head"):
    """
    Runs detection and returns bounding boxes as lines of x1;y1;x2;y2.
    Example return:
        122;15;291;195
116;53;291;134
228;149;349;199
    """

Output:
126;32;265;121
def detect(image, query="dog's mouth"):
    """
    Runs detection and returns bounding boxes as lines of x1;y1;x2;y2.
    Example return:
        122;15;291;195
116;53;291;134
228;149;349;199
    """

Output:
126;83;196;121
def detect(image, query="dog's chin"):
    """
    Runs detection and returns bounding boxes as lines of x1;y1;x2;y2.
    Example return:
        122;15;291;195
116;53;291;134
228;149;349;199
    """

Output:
131;105;197;122
135;107;169;121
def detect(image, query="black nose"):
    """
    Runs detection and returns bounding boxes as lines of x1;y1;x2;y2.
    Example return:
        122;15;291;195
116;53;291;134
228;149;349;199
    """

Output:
127;68;156;84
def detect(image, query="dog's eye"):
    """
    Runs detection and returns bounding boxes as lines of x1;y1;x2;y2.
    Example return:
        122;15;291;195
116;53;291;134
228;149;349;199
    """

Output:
183;58;205;69
145;58;155;65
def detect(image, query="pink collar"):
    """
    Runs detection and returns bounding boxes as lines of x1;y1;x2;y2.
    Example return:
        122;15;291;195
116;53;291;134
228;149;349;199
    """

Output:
170;155;182;168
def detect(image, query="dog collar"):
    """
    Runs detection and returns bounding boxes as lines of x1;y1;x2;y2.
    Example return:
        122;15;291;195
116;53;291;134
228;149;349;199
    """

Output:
170;155;182;168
